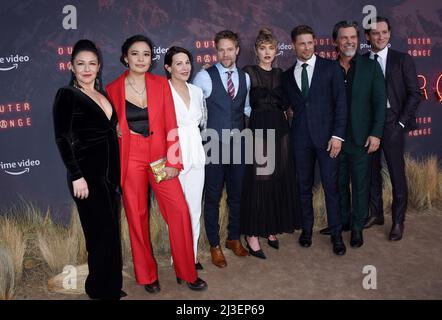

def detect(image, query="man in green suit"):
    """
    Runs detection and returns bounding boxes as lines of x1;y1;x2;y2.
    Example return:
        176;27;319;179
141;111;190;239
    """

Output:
320;21;387;248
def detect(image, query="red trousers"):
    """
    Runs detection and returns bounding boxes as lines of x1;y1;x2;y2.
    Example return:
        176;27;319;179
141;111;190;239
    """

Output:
122;134;197;284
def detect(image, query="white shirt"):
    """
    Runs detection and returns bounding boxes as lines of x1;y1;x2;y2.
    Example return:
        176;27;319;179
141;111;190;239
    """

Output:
293;54;344;141
369;46;392;110
294;54;316;90
192;63;252;117
169;81;206;173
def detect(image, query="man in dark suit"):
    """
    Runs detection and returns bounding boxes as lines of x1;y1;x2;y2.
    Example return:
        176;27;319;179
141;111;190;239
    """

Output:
282;25;347;256
363;16;421;241
320;21;387;248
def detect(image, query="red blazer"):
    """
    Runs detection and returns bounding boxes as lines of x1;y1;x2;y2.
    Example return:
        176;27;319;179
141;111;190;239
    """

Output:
106;71;183;187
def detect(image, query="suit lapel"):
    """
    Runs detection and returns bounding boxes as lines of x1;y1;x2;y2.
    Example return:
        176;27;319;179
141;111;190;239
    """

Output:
351;56;363;109
118;72;128;130
145;73;157;126
385;49;394;82
292;64;302;94
308;56;321;97
286;64;301;96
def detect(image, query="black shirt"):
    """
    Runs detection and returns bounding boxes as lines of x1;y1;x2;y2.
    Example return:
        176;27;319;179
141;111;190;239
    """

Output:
340;54;357;140
340;54;357;114
125;100;149;137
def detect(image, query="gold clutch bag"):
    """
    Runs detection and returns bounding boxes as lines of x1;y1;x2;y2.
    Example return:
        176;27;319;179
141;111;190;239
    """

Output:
150;157;167;183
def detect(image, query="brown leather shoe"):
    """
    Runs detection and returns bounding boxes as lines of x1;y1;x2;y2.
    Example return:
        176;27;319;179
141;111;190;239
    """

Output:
225;239;248;257
210;246;227;268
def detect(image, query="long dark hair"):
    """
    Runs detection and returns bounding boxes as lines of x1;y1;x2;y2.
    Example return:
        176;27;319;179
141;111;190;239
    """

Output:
69;39;103;91
163;46;193;79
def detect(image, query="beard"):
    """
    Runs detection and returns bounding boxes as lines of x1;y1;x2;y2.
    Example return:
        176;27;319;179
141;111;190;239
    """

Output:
221;59;235;69
342;48;356;57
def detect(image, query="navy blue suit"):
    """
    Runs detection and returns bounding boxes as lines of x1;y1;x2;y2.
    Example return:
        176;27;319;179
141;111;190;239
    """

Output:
282;55;347;235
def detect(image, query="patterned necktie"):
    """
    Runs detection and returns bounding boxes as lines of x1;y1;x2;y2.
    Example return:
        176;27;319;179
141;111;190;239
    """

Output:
226;71;235;99
301;63;309;98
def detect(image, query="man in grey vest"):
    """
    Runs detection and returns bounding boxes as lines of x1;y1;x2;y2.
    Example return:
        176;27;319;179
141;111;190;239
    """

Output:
193;30;251;268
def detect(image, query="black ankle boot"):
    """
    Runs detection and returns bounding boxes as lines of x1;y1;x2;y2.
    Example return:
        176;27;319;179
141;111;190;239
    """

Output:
144;280;161;293
177;277;208;291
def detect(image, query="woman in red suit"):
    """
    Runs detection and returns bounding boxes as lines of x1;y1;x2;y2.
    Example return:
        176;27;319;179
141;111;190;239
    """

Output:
106;35;207;292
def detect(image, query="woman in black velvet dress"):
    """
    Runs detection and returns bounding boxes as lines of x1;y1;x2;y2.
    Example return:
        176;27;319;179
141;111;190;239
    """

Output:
241;29;302;259
52;40;125;300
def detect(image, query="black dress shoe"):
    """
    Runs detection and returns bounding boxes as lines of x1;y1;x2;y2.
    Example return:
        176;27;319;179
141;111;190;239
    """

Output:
364;215;384;229
120;290;127;298
389;223;404;241
267;238;279;250
331;235;346;256
320;223;350;235
298;230;312;247
177;277;208;291
144;280;161;294
195;261;203;270
350;230;364;248
245;237;266;259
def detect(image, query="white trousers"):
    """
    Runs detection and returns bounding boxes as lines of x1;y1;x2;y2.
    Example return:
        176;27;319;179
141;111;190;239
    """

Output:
178;166;205;263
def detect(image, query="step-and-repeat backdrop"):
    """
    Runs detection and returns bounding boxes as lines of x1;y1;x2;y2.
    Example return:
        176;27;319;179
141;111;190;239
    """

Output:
1;0;441;222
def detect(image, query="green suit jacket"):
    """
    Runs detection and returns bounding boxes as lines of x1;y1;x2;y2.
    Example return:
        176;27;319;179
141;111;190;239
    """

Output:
346;55;387;146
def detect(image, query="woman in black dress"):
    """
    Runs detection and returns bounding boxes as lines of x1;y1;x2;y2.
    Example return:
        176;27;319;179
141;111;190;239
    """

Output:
53;40;125;299
241;29;301;259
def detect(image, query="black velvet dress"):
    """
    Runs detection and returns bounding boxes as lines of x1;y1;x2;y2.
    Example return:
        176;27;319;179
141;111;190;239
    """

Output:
53;85;122;299
240;66;302;237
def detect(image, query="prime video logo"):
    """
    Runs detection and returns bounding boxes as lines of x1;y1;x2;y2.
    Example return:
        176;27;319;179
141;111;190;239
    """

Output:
0;54;30;72
0;158;40;175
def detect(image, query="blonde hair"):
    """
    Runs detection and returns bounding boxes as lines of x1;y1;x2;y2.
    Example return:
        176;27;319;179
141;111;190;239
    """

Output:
255;28;278;49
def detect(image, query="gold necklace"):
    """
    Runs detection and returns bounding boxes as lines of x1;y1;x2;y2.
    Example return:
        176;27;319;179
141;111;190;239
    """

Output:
127;77;146;97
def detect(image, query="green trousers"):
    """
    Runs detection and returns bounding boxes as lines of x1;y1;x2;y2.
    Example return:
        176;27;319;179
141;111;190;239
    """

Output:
338;141;372;232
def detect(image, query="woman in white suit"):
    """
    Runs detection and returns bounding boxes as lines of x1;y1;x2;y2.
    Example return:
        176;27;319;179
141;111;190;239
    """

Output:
164;46;206;270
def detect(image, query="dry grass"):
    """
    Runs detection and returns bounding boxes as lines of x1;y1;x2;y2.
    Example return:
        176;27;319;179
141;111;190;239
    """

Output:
0;247;15;300
436;172;442;208
312;185;327;230
37;211;79;274
36;206;88;275
405;154;440;212
380;166;394;214
149;194;171;257
0;216;26;282
120;208;133;266
68;206;87;264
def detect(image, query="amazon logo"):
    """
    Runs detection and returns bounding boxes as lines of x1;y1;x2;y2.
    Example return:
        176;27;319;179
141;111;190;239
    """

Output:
152;46;168;62
0;159;40;176
0;54;30;72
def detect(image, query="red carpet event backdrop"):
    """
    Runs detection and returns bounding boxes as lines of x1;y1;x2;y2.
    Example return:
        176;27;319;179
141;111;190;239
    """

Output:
0;0;441;222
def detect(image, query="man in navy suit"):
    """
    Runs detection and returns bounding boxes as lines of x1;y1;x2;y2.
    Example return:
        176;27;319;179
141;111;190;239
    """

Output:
364;16;421;240
282;25;347;256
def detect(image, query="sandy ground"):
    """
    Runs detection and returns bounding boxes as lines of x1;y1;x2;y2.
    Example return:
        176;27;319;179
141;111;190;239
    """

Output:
15;213;442;300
